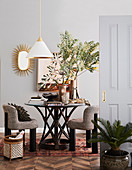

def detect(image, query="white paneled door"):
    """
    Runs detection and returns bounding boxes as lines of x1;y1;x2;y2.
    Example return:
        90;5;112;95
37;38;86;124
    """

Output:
100;16;132;155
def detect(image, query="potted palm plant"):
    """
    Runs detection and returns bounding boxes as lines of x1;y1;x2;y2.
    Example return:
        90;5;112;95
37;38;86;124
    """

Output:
89;118;132;170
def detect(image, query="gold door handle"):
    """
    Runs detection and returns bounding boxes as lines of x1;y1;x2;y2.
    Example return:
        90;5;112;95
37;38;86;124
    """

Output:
102;90;106;102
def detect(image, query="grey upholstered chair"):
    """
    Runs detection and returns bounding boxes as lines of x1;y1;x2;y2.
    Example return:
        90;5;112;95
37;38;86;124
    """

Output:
68;106;99;153
3;104;38;152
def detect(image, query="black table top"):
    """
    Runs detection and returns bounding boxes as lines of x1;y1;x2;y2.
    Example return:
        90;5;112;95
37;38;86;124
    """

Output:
25;103;85;108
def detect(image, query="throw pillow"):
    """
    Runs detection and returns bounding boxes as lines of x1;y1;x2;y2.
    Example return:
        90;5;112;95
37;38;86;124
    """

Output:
8;103;31;121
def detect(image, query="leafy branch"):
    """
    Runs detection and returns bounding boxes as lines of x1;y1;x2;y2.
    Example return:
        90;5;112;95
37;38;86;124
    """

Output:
39;31;99;90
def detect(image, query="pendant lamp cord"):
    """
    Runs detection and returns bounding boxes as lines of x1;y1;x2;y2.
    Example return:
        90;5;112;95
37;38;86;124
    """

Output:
39;0;41;38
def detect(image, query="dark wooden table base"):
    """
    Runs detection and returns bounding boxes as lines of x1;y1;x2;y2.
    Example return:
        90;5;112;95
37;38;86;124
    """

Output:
33;105;78;150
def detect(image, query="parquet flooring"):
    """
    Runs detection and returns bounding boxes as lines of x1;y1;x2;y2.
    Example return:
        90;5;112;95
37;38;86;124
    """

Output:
0;133;131;170
0;156;100;170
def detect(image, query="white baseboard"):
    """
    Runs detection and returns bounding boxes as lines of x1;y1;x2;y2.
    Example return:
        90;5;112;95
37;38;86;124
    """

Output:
0;127;85;134
0;128;3;133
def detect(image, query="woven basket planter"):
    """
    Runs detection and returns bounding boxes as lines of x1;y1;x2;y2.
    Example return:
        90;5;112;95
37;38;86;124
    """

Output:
4;135;23;161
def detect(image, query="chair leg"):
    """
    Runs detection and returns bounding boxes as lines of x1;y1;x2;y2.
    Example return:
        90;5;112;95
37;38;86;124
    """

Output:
69;128;75;151
5;112;11;136
23;130;25;147
86;130;91;148
30;128;36;152
92;113;98;153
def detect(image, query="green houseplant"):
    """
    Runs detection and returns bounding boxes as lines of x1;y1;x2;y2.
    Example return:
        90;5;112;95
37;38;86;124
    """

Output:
39;31;99;93
57;30;99;82
89;118;132;169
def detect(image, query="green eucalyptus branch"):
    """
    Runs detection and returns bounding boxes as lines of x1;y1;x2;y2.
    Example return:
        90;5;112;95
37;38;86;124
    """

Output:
39;30;99;90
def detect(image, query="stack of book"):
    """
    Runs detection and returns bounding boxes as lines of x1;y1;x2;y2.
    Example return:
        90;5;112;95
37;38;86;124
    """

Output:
28;96;46;105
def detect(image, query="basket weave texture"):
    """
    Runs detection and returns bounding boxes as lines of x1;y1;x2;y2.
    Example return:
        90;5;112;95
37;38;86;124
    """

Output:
4;135;23;160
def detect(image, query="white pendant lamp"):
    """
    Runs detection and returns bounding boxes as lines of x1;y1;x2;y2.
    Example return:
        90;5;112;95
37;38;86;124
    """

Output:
27;0;53;59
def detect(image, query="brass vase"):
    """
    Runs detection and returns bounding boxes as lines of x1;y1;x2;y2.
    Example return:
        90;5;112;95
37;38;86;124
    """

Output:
69;80;75;99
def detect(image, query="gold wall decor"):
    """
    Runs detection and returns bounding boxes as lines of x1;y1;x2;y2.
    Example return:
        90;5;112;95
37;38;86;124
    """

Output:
12;44;35;76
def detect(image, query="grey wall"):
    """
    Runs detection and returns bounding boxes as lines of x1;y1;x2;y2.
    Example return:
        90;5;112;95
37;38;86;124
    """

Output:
0;0;132;128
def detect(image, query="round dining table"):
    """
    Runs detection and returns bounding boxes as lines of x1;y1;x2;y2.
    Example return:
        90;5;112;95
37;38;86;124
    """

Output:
25;103;85;150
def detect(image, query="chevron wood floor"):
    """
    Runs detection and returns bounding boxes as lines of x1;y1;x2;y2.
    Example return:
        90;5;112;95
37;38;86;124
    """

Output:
0;133;132;170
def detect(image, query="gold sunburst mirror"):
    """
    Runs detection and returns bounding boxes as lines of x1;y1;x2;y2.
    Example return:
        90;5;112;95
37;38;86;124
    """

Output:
12;44;35;76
